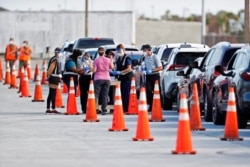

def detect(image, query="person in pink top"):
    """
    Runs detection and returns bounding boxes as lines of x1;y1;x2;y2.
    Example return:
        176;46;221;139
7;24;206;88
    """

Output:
93;46;114;115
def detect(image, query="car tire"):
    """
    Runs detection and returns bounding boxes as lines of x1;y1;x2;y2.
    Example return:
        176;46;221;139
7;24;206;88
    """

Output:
163;95;173;110
203;89;212;122
212;93;225;125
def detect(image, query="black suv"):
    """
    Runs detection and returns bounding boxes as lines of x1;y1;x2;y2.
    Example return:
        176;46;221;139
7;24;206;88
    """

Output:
212;46;250;128
191;42;247;122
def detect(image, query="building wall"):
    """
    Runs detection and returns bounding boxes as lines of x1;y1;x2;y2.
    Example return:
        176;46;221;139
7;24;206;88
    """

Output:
0;11;202;57
0;11;135;57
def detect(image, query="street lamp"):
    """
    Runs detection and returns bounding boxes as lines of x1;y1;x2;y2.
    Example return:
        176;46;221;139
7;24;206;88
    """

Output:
245;0;250;43
201;0;206;44
85;0;88;37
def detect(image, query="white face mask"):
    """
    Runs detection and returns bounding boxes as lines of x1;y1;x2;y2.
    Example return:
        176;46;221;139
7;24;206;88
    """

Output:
22;43;27;47
9;41;13;44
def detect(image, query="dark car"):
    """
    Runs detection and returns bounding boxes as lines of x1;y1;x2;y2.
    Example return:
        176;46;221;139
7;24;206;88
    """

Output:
176;57;203;112
190;42;248;122
212;46;250;128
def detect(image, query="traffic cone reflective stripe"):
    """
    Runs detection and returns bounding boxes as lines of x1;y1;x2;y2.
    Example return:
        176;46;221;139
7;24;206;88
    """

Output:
9;65;18;89
19;68;31;97
3;62;11;85
109;84;128;131
55;83;65;108
189;83;205;131
172;93;196;154
149;80;165;122
83;80;99;122
41;60;48;85
220;87;243;141
126;77;138;115
32;74;44;102
65;77;79;115
132;87;154;141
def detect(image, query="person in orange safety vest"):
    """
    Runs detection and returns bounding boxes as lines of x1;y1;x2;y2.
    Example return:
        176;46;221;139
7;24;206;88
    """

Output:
5;38;18;74
18;40;32;72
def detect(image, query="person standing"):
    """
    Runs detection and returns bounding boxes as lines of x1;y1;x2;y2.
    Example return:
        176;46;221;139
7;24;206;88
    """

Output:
18;40;32;72
62;49;84;94
46;48;62;114
79;52;93;114
4;38;18;74
114;44;133;113
93;47;114;115
142;44;162;112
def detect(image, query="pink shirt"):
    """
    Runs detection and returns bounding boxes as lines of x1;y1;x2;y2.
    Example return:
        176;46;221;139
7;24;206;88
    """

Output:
93;56;112;81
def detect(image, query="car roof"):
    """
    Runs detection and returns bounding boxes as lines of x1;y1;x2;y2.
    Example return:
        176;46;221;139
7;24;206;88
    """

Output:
158;42;209;49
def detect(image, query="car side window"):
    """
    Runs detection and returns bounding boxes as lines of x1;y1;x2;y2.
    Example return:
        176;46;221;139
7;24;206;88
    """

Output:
201;49;215;67
231;52;243;69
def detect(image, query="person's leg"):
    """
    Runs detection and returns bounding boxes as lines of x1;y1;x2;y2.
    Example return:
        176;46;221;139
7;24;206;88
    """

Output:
79;75;91;113
146;76;154;111
121;80;131;112
94;80;102;112
101;80;110;114
51;88;57;110
46;88;52;113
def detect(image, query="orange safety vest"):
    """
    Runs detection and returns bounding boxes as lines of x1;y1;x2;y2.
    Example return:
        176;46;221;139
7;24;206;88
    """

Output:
19;46;32;61
5;44;18;61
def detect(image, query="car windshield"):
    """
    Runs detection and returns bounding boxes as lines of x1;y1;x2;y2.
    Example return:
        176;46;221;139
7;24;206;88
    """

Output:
174;52;207;69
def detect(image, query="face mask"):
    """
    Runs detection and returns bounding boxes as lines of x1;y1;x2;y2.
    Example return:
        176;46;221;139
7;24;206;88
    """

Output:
9;41;13;44
22;43;27;47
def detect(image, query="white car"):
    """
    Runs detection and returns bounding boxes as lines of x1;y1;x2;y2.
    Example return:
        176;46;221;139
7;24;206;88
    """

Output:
161;44;210;110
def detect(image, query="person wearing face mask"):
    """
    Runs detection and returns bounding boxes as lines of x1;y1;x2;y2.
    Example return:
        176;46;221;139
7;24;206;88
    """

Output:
79;52;93;114
62;49;84;95
5;38;18;75
142;44;162;112
18;40;32;74
113;44;133;113
93;47;114;115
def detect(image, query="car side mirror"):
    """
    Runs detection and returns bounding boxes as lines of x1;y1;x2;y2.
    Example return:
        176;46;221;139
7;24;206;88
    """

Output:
176;70;185;76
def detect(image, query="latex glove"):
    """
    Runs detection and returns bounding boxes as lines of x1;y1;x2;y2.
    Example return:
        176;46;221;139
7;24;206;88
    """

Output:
84;67;89;73
146;70;152;74
113;70;121;75
141;66;146;71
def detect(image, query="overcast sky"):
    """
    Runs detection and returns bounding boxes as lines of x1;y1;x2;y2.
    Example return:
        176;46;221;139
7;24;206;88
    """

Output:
0;0;245;18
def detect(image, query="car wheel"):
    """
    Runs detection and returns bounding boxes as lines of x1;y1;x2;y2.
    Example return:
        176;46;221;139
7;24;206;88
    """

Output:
163;95;173;110
203;89;212;122
212;93;225;125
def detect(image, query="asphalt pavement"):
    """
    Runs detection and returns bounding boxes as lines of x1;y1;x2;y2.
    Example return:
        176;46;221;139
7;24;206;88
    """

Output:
0;59;250;167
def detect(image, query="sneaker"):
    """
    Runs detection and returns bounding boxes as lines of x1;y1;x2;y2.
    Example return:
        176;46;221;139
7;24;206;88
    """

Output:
45;109;52;114
102;110;107;115
51;110;62;114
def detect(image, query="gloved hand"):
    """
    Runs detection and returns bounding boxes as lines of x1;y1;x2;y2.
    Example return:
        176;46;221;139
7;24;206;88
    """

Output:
84;67;89;73
113;70;121;75
146;70;152;74
141;66;146;71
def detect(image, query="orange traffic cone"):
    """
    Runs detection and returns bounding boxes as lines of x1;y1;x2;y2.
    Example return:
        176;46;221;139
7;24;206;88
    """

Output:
172;93;196;154
55;82;65;108
63;82;68;93
17;66;24;93
76;83;80;97
33;64;40;82
109;84;129;131
9;65;18;89
65;77;79;115
83;80;100;122
0;59;3;82
19;68;32;98
189;83;205;131
149;80;165;122
126;77;138;115
41;60;48;85
27;59;32;80
3;61;11;85
220;87;243;141
132;87;154;141
32;74;44;102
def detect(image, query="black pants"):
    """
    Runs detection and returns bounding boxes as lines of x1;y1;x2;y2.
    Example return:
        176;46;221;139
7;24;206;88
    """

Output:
63;74;78;95
145;73;161;110
79;75;92;113
120;79;131;112
47;87;56;109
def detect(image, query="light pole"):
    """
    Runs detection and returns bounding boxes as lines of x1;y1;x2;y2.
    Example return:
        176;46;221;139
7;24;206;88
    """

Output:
245;0;250;43
201;0;206;44
85;0;88;37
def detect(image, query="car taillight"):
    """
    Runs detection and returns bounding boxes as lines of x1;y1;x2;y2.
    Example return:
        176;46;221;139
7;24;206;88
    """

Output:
240;72;250;80
167;64;185;71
